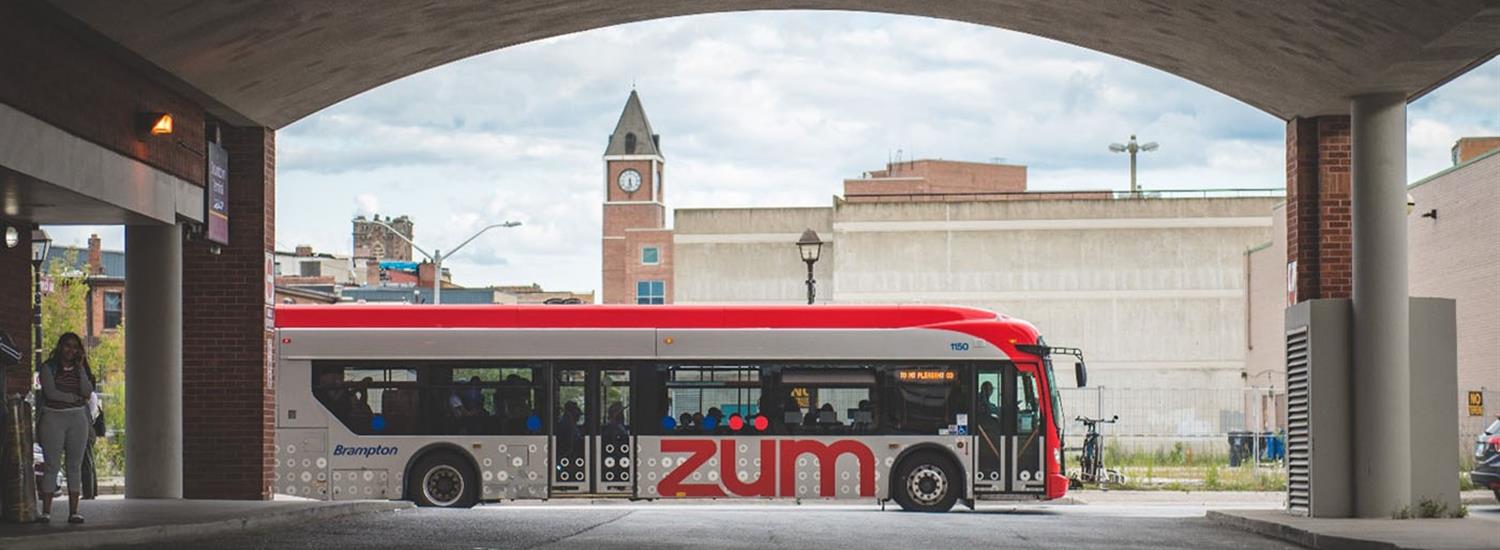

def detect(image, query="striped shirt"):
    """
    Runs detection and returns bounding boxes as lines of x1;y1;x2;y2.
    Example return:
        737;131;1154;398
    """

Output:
46;364;83;409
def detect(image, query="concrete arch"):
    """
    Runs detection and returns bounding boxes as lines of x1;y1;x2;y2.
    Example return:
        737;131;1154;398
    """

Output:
48;0;1500;128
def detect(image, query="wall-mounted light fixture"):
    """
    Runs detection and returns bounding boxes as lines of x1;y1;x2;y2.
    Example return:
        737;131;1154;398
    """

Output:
1421;209;1438;219
140;112;173;137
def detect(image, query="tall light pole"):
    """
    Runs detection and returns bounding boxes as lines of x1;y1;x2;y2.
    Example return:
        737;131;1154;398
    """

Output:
796;229;823;305
1108;134;1159;195
363;219;521;304
29;228;50;368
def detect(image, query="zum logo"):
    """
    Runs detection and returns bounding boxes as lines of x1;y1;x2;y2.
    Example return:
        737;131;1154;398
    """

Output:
656;439;876;498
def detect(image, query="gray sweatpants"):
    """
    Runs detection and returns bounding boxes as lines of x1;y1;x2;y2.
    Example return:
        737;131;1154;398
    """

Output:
39;406;90;495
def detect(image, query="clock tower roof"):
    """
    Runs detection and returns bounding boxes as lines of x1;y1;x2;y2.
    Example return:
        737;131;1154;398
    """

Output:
605;90;662;157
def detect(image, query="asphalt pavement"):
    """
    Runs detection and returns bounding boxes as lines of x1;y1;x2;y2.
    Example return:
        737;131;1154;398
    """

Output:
95;500;1300;550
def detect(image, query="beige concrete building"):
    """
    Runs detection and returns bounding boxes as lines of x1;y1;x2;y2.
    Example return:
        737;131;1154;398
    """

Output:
676;193;1281;393
1247;143;1500;449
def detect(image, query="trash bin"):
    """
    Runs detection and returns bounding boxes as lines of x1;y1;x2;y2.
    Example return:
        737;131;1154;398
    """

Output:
1227;431;1252;467
1262;433;1285;461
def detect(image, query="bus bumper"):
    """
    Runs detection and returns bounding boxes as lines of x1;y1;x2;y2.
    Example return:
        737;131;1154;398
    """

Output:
1047;473;1068;499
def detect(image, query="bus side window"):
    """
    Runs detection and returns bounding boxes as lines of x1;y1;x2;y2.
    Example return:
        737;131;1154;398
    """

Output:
660;365;762;435
879;365;969;435
1015;371;1039;435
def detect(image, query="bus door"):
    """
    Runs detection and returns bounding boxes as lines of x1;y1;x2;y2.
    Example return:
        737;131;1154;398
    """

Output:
1003;363;1046;493
550;365;633;495
973;365;1006;494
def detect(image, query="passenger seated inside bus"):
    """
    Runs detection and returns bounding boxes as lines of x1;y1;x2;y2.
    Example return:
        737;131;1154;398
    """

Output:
676;412;695;434
348;377;374;430
705;407;724;433
602;402;628;443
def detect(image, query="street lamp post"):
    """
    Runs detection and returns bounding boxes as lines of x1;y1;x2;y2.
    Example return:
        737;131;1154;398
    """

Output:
1108;134;1159;195
29;228;50;368
796;229;823;305
363;219;521;304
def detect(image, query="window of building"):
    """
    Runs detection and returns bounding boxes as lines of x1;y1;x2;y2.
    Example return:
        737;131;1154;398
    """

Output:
103;292;123;330
656;365;762;435
636;280;664;305
641;246;659;265
625;133;637;154
778;367;876;435
300;260;321;277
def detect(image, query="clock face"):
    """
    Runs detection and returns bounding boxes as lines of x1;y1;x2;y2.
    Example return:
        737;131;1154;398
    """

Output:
617;169;642;193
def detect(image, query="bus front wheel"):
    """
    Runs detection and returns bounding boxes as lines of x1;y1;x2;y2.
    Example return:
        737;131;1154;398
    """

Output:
410;452;478;508
893;452;958;512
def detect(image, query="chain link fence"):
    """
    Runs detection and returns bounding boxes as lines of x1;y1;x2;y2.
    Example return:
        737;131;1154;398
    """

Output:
1056;386;1498;458
1057;386;1284;455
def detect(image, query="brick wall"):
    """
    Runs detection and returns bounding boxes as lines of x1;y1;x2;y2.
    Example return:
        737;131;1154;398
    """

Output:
1286;115;1352;302
1;231;32;392
0;2;206;186
624;229;674;305
181;124;274;500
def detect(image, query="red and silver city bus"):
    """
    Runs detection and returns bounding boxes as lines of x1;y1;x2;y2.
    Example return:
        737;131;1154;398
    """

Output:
273;304;1082;512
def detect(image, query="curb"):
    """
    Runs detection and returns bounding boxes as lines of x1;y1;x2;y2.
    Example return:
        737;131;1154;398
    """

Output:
0;500;414;550
1205;510;1399;550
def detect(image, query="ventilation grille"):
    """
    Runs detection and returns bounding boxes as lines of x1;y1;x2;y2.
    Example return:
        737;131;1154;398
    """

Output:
1285;326;1311;514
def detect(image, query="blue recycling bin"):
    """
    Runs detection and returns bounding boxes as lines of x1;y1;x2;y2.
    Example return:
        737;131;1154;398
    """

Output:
1260;432;1285;461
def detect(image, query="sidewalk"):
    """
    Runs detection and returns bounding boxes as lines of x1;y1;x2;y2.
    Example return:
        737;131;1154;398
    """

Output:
0;495;412;550
1208;502;1500;550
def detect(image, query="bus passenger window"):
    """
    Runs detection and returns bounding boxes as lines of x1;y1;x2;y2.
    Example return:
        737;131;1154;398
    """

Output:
660;365;761;435
880;365;969;435
779;367;875;435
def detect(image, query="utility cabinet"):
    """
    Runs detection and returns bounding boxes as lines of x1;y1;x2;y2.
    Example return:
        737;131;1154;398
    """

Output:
1285;299;1352;517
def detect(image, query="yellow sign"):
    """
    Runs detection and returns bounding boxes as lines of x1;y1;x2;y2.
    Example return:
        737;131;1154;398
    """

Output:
899;370;956;383
1468;391;1485;417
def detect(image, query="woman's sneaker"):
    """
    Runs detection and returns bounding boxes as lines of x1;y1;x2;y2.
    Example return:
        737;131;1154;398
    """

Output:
67;514;84;524
34;513;50;523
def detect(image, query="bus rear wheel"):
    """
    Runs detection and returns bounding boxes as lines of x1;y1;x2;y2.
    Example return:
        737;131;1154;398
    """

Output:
893;452;958;512
410;452;478;508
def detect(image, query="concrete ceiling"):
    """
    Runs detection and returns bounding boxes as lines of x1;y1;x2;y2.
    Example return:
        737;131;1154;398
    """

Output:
47;0;1500;129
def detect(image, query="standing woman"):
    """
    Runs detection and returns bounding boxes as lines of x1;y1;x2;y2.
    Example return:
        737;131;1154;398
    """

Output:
37;332;95;524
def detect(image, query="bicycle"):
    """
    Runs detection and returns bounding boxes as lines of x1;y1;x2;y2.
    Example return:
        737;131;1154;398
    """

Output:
1074;415;1127;487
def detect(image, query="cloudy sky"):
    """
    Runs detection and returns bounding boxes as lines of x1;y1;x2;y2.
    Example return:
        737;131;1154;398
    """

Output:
48;11;1500;296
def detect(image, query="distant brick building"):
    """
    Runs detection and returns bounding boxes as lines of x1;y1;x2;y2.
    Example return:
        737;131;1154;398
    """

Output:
44;234;125;346
352;214;413;262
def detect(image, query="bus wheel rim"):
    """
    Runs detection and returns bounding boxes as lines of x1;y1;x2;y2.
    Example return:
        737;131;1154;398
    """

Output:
906;464;947;505
423;465;464;506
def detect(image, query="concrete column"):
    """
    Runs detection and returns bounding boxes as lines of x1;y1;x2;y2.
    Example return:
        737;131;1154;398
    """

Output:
125;223;182;498
1350;93;1410;517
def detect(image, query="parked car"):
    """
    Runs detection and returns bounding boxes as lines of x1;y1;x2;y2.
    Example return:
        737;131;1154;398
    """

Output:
1472;417;1500;503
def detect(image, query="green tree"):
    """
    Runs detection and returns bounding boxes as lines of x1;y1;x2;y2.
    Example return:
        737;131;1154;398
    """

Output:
37;249;127;475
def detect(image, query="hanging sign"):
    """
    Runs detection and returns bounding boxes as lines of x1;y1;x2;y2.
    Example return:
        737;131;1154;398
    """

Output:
206;141;230;245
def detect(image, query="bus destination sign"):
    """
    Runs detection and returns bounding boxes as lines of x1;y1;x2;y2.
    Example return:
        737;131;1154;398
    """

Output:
899;369;955;383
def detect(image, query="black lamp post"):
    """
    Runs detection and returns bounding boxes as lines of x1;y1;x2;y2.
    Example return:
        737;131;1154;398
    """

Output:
30;228;50;369
796;229;823;305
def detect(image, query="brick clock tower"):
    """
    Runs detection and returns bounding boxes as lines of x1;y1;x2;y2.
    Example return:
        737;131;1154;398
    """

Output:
602;91;673;304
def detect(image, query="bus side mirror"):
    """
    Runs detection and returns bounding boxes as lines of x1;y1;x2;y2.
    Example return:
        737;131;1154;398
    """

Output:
1074;361;1087;387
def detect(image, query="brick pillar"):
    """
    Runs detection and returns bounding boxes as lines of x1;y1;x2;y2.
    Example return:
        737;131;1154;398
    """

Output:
182;124;275;499
1;229;31;393
1286;115;1353;303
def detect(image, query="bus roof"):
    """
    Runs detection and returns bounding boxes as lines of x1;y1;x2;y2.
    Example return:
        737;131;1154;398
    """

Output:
275;304;1013;330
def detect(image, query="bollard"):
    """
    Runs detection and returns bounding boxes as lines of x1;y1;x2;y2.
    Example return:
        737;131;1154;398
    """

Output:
1;396;37;523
